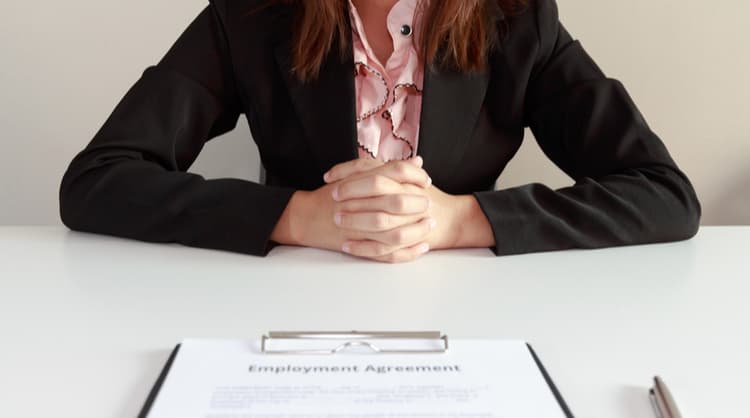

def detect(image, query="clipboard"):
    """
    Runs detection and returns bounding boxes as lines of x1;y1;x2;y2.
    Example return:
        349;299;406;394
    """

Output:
138;331;574;418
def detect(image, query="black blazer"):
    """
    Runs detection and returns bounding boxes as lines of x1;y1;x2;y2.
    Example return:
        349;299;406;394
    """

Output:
60;0;701;256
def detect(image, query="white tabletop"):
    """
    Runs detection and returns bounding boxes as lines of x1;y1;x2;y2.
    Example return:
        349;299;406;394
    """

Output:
0;226;747;418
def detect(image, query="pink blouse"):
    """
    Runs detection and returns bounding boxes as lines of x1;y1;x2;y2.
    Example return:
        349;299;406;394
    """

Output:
348;0;424;162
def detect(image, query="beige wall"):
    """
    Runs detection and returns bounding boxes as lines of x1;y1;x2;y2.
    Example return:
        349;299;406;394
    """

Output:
1;0;748;225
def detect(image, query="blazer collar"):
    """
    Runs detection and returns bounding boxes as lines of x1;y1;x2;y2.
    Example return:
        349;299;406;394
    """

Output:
273;7;490;185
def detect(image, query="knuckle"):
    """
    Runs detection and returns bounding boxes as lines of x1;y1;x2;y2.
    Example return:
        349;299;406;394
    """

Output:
371;175;387;191
350;242;368;256
373;243;391;257
393;162;409;176
336;203;350;214
404;184;422;195
375;250;399;263
355;159;368;170
391;228;409;245
384;227;412;246
401;251;417;263
385;253;400;263
398;250;419;263
390;195;407;212
373;213;390;229
366;176;379;191
420;197;430;210
336;182;349;198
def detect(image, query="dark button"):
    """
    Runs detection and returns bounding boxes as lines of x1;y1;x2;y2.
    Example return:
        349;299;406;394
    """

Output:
400;24;412;36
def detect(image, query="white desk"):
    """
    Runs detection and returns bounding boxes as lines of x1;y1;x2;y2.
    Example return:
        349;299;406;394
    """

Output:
0;226;747;418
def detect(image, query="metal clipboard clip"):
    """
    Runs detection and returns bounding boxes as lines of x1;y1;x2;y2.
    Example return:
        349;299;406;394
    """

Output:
260;331;449;355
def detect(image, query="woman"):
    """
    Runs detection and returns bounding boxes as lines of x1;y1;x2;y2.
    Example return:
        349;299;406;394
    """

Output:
60;0;701;263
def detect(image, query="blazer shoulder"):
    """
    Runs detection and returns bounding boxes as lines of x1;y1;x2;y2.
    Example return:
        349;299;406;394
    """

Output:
209;0;265;12
208;0;295;41
496;0;566;71
210;0;294;21
503;0;560;38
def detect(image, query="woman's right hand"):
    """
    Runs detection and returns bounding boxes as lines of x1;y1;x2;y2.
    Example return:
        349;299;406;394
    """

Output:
271;158;435;262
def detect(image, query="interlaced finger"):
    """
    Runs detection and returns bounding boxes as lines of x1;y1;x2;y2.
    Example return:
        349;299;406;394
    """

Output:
341;217;435;255
335;194;430;215
335;211;428;233
323;158;384;183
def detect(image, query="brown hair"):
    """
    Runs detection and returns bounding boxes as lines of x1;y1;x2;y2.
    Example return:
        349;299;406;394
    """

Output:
271;0;527;81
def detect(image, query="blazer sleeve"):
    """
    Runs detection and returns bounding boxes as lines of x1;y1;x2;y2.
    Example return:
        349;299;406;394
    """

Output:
473;0;701;255
59;2;295;256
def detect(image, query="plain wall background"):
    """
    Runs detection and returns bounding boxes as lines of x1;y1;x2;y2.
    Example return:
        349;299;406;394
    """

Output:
1;0;748;225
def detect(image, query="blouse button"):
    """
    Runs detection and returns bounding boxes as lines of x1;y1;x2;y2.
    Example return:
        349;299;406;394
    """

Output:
400;24;412;36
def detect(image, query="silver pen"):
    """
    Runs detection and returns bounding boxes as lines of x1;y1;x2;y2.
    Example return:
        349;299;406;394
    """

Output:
649;376;683;418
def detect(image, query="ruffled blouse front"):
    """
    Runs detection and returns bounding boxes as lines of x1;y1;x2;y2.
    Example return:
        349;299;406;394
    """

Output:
349;0;424;162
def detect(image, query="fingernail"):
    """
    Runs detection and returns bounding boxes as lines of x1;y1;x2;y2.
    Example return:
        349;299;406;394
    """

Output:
429;218;437;229
426;176;432;187
417;243;430;254
323;171;331;182
332;186;340;201
342;242;352;253
334;213;343;226
414;156;424;167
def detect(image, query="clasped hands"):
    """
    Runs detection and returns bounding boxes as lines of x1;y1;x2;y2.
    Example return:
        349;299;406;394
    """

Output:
274;157;494;263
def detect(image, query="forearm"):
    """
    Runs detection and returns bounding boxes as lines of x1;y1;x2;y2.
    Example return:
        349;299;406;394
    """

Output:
61;153;295;256
270;190;306;247
472;166;701;256
269;186;344;252
452;195;496;249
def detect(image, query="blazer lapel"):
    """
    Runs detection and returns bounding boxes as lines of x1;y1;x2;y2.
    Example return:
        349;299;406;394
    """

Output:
274;28;358;175
418;66;490;188
271;4;495;182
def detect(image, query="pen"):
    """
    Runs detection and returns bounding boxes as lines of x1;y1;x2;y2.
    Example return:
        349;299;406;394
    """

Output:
649;376;682;418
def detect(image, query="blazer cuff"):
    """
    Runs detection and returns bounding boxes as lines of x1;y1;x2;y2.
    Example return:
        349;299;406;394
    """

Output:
174;180;296;257
473;187;555;256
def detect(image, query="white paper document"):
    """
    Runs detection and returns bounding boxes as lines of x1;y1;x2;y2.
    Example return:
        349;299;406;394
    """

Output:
144;339;569;418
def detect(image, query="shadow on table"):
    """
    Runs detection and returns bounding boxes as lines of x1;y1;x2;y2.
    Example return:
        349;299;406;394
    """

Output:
617;384;655;418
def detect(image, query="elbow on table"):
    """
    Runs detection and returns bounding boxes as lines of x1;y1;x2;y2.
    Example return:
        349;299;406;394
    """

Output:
655;173;702;243
666;198;701;242
59;169;86;232
58;162;105;234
